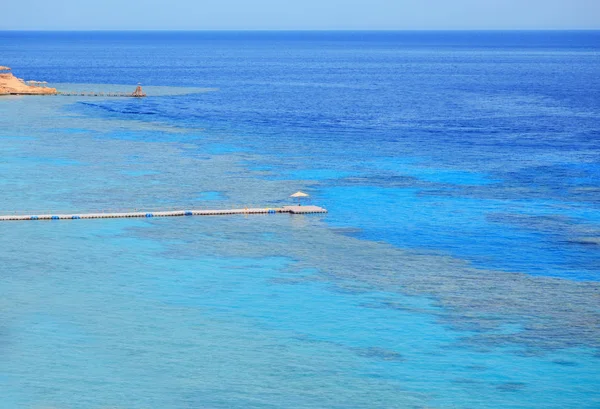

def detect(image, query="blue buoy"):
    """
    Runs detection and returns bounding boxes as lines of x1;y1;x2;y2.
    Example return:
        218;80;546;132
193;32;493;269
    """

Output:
185;211;193;216
72;215;80;219
51;216;59;220
146;213;153;218
30;216;38;220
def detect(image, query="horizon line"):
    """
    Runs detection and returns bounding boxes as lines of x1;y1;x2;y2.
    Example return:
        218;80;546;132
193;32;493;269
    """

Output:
1;28;600;32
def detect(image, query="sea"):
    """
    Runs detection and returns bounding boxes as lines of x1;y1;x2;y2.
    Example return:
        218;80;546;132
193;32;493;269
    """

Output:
0;31;599;409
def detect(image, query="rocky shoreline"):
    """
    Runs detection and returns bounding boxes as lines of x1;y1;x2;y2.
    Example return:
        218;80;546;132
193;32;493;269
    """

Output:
0;67;57;96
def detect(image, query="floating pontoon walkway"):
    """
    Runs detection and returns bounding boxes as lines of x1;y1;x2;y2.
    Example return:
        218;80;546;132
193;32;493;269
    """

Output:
56;85;147;98
0;206;327;222
56;92;144;97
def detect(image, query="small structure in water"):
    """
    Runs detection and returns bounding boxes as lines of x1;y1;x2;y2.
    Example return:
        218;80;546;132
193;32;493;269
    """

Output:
132;83;146;98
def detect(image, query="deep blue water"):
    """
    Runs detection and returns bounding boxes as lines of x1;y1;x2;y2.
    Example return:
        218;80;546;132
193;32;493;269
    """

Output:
1;31;599;408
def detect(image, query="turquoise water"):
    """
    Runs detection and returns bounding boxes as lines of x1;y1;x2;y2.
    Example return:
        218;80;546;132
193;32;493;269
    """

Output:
1;32;599;408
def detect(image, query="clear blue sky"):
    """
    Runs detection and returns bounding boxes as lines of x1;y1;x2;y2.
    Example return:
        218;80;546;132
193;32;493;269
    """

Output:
2;0;599;30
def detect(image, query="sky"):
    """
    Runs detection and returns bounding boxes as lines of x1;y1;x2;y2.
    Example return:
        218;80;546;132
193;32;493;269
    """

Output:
1;0;599;30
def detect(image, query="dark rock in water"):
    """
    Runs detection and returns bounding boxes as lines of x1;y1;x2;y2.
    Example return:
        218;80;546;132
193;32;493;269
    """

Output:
466;364;488;371
452;378;480;384
496;382;527;392
355;346;405;361
552;359;578;367
515;348;545;358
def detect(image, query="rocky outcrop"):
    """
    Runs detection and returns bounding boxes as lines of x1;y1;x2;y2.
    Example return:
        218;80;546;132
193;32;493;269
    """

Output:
0;72;57;96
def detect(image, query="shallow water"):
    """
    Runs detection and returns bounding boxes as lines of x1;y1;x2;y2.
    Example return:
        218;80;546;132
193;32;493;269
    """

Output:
1;31;599;408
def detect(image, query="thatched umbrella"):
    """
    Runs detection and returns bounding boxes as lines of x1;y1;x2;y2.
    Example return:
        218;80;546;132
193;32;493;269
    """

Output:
132;83;146;97
290;191;309;205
